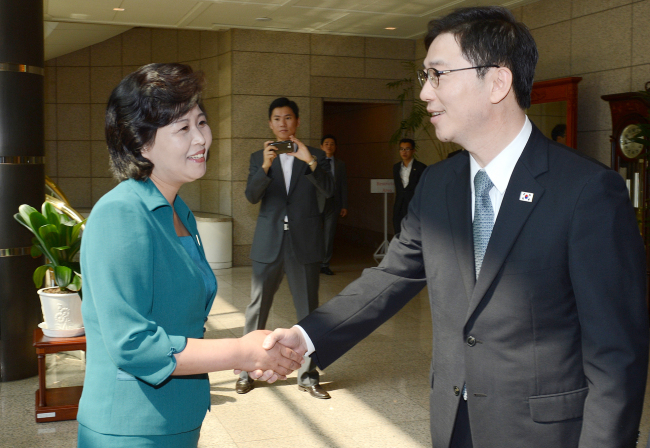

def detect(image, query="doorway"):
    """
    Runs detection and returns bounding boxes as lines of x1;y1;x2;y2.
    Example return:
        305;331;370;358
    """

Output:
322;101;400;252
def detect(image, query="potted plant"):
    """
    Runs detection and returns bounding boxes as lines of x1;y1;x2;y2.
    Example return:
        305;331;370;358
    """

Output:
14;202;86;335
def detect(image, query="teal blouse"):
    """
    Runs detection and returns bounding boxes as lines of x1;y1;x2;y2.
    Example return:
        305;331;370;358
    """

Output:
78;178;217;436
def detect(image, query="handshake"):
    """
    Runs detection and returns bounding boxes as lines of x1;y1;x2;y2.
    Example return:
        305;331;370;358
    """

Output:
235;327;308;383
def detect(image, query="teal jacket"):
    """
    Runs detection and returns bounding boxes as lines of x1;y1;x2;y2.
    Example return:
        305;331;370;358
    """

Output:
78;178;216;435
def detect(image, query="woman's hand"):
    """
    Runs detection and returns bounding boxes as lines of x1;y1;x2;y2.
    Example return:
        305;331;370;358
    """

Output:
236;330;304;382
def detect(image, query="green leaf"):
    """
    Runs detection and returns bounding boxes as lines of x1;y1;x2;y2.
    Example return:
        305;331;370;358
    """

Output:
18;205;38;229
53;266;72;289
33;265;49;289
68;274;82;292
28;211;48;234
52;245;71;251
31;245;43;258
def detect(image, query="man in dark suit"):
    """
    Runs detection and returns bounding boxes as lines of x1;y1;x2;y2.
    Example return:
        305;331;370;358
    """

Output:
263;7;649;447
237;97;334;399
393;138;427;234
320;134;348;275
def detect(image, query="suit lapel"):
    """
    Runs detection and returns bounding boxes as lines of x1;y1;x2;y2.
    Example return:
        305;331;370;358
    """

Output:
447;154;476;302
272;156;289;197
466;128;549;323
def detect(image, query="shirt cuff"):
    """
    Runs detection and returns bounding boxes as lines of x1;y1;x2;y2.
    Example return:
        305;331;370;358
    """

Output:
293;325;315;356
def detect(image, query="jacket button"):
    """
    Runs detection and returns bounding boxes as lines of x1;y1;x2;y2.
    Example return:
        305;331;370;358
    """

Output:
466;336;476;347
454;386;460;396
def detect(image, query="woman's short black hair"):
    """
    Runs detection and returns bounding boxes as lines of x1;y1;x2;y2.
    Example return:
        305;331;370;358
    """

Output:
105;63;205;181
424;6;538;110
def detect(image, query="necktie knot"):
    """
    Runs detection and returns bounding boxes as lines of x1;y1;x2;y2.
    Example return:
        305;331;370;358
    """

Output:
474;169;493;197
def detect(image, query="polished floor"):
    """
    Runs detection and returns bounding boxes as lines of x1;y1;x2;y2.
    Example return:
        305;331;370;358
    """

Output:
2;241;650;447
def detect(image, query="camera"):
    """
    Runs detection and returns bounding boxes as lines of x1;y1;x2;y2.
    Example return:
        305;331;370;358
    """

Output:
269;140;295;154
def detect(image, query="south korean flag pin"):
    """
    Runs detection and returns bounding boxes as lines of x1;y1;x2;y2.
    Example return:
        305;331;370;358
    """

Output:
519;192;534;202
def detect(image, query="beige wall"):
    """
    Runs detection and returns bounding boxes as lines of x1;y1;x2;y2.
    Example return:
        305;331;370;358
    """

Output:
44;27;221;213
514;0;650;164
45;0;649;265
207;29;416;265
44;27;415;265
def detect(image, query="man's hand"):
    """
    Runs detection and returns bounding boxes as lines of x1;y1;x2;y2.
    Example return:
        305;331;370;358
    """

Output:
262;327;308;356
261;141;277;173
236;330;304;382
287;135;315;168
340;208;348;218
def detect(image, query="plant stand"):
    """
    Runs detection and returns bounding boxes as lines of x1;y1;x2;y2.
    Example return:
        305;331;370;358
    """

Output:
33;328;86;423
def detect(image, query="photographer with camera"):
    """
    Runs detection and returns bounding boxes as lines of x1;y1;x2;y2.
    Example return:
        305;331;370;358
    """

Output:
237;97;334;399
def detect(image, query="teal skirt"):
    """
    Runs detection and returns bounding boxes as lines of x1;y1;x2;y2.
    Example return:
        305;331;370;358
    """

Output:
77;423;201;448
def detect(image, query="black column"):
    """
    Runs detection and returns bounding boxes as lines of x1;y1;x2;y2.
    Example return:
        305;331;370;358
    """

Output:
0;0;45;381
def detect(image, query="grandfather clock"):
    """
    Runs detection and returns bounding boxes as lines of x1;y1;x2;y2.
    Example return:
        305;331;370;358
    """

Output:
602;89;650;309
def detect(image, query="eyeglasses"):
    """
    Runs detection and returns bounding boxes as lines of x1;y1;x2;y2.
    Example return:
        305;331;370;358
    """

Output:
417;66;499;88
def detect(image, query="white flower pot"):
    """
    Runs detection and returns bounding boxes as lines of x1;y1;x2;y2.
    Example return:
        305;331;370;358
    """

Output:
37;288;83;331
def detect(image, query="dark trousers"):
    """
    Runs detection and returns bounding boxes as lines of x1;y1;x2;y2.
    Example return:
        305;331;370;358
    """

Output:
393;198;408;235
321;198;339;267
450;399;473;448
242;230;320;386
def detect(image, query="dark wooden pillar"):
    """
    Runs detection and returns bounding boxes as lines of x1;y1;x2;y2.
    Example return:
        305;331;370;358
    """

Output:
0;0;45;381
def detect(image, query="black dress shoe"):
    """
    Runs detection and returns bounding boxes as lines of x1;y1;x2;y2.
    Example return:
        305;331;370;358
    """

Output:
320;267;334;275
235;378;254;394
298;384;331;399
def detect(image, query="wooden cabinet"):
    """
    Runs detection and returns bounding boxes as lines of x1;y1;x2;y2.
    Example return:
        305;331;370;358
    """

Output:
602;91;650;309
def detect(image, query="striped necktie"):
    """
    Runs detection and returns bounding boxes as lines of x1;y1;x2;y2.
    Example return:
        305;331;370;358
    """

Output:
473;169;494;278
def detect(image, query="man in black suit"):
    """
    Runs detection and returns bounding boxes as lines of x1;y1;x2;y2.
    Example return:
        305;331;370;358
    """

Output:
237;97;334;399
263;7;649;447
393;138;427;234
320;134;348;276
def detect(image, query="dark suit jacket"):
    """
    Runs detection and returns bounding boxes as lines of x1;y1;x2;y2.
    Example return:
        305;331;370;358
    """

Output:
246;146;334;264
393;159;427;212
300;126;649;447
321;157;348;214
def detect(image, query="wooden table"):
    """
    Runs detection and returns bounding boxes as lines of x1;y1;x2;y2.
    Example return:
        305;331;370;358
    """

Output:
33;328;86;423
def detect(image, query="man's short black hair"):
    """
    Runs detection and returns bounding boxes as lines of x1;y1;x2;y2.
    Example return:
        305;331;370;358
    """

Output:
424;6;538;110
399;138;416;150
551;124;566;142
321;134;337;145
268;97;299;119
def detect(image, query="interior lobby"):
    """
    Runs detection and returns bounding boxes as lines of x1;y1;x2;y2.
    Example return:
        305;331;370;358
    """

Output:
4;0;650;446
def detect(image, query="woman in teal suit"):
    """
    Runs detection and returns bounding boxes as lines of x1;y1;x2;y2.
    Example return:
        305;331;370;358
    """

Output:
77;63;302;447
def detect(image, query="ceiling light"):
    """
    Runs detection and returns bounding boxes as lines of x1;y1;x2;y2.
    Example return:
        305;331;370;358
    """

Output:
385;27;396;30
113;8;125;11
256;17;272;21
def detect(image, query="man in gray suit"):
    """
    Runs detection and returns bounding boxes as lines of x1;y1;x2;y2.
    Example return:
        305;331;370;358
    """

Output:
237;97;334;399
320;134;348;275
263;7;649;447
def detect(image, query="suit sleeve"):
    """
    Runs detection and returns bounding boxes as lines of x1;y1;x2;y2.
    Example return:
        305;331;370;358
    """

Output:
81;199;186;386
306;149;334;198
569;169;649;447
245;151;272;204
299;167;429;368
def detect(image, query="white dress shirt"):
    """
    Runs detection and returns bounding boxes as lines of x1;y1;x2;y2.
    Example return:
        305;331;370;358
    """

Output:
400;159;414;188
297;116;533;356
279;152;294;222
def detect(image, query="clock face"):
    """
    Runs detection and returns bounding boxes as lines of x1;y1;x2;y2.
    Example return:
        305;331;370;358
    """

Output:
620;124;644;159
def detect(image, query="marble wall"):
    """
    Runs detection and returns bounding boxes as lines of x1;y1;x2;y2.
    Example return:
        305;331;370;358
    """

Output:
44;27;221;213
44;0;650;265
